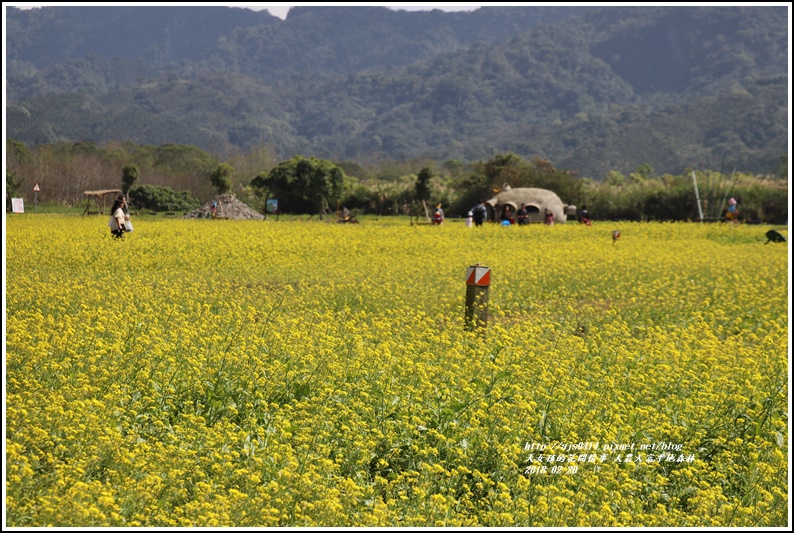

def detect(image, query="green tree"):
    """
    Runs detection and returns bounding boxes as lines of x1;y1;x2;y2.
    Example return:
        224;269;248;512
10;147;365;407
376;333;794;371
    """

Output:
524;157;582;202
250;156;345;214
6;138;30;166
210;163;234;195
629;163;653;184
774;155;787;180
478;153;532;190
456;153;582;211
452;153;529;215
153;144;218;174
121;164;140;195
415;167;432;203
6;171;20;198
6;139;29;196
442;159;466;178
128;184;200;212
605;170;626;186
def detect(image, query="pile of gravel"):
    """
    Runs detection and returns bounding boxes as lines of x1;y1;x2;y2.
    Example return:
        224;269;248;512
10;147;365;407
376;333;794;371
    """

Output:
183;194;265;220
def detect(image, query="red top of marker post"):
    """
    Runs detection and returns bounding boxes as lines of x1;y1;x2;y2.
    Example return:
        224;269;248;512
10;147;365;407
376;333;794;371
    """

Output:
466;265;491;287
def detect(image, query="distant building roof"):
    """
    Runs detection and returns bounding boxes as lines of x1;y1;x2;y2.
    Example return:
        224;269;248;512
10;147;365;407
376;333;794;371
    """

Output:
83;189;123;197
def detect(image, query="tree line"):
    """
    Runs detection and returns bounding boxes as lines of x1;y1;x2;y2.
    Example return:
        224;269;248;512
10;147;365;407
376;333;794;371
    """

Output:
6;139;788;224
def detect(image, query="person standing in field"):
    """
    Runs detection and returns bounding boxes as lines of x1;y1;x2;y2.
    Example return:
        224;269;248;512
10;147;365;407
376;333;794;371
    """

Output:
471;200;487;227
432;202;445;225
544;208;555;225
725;197;739;225
109;195;127;239
516;204;529;226
578;204;592;226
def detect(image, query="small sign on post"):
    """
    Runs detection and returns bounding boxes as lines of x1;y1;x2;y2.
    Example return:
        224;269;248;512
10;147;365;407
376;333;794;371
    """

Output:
12;198;25;214
33;182;40;214
266;198;279;220
465;264;491;331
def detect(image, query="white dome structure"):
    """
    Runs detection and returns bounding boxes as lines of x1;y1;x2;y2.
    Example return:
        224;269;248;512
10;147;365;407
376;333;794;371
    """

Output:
485;187;573;223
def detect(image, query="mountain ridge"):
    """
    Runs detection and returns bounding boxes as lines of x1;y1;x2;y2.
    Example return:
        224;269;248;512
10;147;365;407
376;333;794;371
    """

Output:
5;5;789;178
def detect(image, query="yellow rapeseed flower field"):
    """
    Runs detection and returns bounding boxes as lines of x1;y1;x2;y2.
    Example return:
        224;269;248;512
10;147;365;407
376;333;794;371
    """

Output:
5;215;789;526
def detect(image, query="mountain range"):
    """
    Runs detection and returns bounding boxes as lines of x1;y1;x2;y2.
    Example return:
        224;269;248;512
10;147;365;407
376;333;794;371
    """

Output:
5;5;789;178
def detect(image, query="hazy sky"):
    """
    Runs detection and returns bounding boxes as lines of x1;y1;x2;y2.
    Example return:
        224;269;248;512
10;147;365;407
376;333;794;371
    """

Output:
234;3;483;20
9;3;483;19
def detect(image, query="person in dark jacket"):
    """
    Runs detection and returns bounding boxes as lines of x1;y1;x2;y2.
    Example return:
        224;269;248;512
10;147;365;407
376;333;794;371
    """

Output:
471;200;487;227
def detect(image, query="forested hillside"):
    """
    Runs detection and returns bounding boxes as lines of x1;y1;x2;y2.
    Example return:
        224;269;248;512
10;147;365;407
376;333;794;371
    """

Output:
5;5;789;179
6;5;595;88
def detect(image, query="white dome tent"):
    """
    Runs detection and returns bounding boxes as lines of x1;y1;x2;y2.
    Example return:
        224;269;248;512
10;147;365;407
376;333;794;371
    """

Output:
485;187;575;223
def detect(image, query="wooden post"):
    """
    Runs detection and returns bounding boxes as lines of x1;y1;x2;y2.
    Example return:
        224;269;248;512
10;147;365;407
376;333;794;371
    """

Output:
465;264;491;331
422;200;432;223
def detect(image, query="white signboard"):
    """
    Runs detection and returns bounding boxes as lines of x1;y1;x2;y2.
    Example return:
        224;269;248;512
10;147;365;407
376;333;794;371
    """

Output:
12;198;25;213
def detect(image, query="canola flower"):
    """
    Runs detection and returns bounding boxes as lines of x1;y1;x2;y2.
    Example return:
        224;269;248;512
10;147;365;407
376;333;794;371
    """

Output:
5;215;789;526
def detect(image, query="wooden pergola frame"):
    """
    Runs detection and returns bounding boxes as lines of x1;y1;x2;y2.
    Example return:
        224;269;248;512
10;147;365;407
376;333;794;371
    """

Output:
82;189;123;215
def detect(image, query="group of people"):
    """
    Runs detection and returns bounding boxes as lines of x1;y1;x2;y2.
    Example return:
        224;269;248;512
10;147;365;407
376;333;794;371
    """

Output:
498;204;536;226
444;198;739;226
466;201;488;227
105;194;742;237
462;201;591;226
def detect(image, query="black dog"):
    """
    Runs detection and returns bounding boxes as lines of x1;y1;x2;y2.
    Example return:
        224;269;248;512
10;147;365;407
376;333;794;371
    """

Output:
764;230;786;244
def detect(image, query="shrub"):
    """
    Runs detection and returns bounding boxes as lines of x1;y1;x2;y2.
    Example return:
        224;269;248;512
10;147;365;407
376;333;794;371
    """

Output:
129;184;200;212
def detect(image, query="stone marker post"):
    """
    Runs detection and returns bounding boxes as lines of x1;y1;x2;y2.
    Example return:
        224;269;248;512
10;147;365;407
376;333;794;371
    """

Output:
465;264;491;331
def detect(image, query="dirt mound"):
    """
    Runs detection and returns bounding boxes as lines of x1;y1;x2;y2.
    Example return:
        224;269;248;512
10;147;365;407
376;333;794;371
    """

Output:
183;194;265;220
